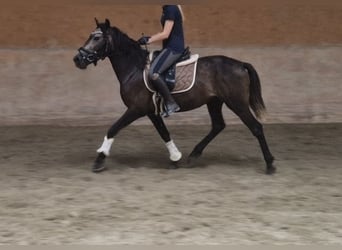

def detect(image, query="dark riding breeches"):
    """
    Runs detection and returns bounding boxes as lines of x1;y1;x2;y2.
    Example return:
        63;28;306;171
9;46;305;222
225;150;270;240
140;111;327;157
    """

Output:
148;48;182;81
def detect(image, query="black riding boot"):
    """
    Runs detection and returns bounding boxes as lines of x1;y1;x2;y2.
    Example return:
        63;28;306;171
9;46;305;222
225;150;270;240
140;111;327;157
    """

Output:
152;77;180;117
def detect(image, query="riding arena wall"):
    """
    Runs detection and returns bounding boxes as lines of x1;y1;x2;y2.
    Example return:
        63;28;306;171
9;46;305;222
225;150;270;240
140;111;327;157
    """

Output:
1;0;341;125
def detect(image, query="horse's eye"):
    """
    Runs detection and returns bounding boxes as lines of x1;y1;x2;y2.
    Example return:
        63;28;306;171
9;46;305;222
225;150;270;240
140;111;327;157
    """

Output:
94;36;100;41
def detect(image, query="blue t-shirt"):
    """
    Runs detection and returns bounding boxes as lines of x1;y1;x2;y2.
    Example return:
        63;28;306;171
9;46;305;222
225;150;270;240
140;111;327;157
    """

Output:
161;5;185;53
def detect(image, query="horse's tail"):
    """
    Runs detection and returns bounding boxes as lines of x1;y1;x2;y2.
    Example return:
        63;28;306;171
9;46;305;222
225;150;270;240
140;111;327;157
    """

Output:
243;62;266;120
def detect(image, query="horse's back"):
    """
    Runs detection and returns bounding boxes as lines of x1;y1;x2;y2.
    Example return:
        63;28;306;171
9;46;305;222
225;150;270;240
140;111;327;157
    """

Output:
198;55;245;66
197;55;250;82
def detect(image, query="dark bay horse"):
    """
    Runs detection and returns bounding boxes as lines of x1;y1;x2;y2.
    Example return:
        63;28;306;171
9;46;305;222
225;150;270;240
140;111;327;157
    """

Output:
73;19;275;174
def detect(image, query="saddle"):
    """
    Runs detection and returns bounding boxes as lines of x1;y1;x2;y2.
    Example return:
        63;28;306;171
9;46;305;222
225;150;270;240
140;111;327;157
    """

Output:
143;48;199;115
151;47;191;90
144;48;199;94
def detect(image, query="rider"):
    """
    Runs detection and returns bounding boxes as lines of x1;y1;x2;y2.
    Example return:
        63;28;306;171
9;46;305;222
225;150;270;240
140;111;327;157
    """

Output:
138;5;185;117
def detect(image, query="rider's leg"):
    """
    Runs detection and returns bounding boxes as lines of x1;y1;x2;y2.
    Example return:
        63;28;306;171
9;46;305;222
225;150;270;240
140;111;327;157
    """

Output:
151;74;180;116
149;49;182;117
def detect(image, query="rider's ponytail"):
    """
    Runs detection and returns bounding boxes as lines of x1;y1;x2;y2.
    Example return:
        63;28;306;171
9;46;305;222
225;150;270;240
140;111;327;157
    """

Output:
178;5;185;22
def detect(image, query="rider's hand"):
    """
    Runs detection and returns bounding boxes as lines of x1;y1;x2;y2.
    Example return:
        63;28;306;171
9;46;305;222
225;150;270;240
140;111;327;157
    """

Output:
137;36;150;45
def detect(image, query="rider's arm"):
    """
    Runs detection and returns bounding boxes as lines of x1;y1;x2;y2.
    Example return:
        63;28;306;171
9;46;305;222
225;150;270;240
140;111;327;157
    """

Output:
147;20;174;44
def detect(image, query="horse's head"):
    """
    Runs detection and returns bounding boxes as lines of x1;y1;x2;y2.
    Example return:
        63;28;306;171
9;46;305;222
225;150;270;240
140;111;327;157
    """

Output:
73;18;112;69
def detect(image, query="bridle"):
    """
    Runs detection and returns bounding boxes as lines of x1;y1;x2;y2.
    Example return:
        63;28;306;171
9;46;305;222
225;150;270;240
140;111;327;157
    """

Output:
77;29;113;66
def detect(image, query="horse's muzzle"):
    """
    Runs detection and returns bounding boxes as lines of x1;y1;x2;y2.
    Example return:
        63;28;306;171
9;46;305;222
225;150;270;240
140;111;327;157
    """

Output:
73;53;88;69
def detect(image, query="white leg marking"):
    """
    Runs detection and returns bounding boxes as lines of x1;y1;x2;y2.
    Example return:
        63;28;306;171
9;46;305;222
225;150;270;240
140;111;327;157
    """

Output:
165;140;182;162
96;136;114;156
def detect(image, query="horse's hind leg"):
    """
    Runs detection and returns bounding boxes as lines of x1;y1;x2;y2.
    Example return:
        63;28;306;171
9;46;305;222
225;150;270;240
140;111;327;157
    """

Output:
148;114;182;167
188;98;225;164
230;106;275;174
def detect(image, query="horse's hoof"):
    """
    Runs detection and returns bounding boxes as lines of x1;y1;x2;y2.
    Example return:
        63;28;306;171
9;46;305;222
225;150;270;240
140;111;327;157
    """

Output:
92;153;107;173
186;156;199;168
92;160;106;173
92;164;106;173
266;166;276;175
187;151;202;167
168;161;180;169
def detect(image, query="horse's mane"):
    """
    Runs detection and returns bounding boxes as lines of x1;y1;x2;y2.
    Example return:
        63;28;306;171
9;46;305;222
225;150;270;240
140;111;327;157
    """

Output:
100;23;149;70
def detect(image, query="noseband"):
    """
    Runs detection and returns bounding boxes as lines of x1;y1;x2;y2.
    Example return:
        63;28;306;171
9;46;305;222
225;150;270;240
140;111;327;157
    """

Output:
77;47;100;65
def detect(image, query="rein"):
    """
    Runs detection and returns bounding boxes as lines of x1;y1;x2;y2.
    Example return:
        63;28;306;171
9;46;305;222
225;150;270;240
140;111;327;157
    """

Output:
78;25;149;72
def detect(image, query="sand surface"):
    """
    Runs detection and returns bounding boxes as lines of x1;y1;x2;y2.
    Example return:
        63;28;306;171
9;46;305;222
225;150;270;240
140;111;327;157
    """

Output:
0;124;341;244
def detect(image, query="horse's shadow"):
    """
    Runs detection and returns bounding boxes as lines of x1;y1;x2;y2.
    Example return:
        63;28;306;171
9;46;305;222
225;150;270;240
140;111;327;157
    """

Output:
107;150;262;171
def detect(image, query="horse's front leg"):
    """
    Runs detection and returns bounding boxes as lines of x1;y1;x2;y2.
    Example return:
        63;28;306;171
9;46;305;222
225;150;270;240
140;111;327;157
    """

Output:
93;109;143;173
148;114;182;167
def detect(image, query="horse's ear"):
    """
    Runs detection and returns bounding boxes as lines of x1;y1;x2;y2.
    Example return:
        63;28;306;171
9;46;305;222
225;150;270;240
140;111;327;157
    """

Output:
95;17;99;27
105;18;111;28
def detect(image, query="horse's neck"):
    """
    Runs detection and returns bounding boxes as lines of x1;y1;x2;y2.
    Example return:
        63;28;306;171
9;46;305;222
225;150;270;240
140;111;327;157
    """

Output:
108;55;142;85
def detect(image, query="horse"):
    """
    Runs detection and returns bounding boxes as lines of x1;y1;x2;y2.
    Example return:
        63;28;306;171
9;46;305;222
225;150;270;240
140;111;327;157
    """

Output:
73;19;275;174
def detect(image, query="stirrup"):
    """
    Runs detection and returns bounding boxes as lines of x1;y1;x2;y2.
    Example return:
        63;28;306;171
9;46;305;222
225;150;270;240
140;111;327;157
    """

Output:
161;103;180;117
